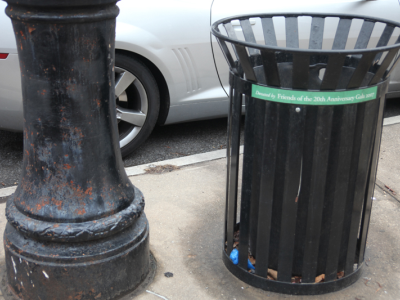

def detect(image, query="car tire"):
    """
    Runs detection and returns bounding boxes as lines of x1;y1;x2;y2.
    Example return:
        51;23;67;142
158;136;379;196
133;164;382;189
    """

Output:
114;53;160;158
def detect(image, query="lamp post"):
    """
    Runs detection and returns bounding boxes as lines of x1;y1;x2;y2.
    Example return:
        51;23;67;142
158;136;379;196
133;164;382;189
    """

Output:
3;0;150;299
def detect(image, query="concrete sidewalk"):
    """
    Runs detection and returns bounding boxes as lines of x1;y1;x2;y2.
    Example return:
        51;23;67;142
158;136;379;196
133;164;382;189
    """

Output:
0;123;399;300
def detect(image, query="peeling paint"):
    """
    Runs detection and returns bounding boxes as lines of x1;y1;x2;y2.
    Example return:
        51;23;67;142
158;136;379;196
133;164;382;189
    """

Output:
11;257;17;275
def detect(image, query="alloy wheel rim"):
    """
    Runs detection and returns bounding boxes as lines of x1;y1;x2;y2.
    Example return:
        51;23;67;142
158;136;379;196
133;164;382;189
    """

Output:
115;66;148;148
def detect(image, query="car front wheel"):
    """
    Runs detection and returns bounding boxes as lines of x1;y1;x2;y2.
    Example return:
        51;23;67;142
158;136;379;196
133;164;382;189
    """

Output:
114;53;160;158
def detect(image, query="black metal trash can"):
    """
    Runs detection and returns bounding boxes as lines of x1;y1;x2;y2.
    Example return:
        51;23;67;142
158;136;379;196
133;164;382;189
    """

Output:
212;13;400;295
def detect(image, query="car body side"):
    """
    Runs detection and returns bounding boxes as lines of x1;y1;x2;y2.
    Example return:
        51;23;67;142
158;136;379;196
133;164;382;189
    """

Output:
0;0;228;132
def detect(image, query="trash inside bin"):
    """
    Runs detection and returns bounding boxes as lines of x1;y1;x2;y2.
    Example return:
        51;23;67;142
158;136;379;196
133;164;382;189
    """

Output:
212;13;400;295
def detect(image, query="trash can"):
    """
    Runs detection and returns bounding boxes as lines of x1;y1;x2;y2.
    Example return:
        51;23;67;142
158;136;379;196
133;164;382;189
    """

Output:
212;13;400;295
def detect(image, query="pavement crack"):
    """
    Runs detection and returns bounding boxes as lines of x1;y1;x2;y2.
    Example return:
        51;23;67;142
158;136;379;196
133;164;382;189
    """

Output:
375;179;400;203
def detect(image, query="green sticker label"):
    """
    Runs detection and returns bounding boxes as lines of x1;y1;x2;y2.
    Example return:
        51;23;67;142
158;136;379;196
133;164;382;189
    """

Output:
251;85;378;105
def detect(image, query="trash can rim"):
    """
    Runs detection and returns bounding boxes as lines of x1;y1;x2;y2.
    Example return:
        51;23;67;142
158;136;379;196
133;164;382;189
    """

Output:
211;12;400;55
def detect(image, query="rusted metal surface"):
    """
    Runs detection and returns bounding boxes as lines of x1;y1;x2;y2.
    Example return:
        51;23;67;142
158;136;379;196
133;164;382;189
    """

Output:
4;214;150;300
3;0;150;299
6;187;144;242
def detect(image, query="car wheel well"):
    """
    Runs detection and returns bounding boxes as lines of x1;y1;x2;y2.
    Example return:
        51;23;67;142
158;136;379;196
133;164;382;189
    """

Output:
115;49;170;126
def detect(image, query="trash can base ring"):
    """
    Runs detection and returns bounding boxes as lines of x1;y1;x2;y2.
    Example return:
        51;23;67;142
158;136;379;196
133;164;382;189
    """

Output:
222;251;363;295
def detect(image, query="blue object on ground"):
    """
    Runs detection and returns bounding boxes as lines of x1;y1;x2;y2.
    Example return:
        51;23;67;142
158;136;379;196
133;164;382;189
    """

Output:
230;249;239;264
229;249;255;270
247;259;255;270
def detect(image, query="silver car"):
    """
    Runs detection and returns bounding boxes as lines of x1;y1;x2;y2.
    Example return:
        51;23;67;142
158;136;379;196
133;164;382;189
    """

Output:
1;0;400;157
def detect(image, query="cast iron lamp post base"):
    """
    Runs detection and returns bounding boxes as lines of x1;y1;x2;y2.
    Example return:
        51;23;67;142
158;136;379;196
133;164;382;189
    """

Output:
4;204;149;300
3;0;151;299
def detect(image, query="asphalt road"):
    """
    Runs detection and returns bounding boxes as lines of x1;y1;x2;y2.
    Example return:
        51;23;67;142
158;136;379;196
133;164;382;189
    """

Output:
1;98;400;189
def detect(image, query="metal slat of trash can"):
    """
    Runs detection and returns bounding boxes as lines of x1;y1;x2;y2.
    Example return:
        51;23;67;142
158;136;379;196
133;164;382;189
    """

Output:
213;13;400;295
254;101;279;278
225;80;242;257
357;93;386;265
323;104;358;282
238;94;256;270
301;106;333;283
345;100;380;275
277;106;306;283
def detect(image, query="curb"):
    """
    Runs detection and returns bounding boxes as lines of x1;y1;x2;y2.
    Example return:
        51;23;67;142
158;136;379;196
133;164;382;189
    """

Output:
125;146;243;176
0;146;244;199
383;115;400;126
0;186;17;199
